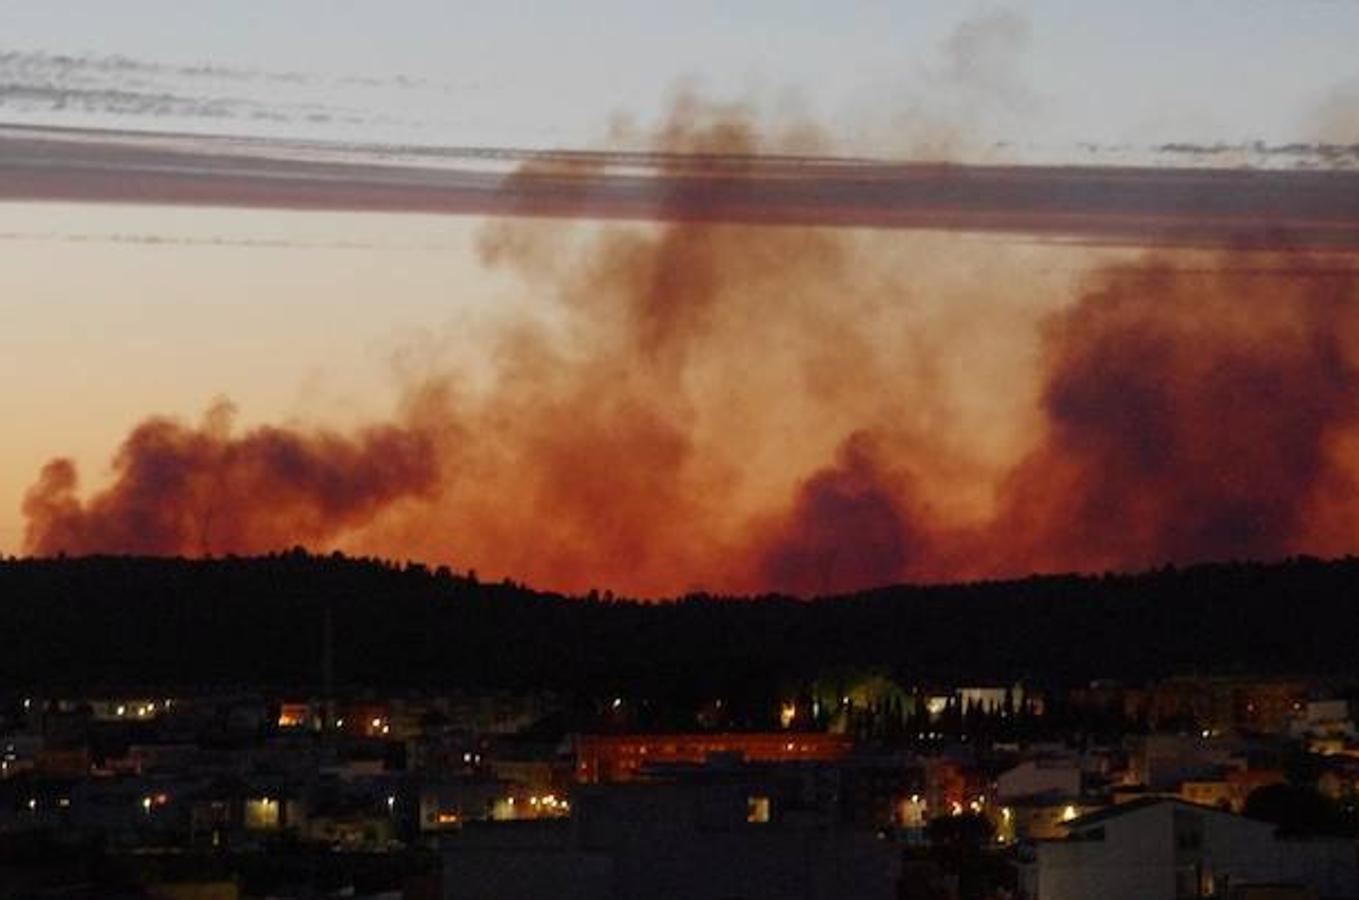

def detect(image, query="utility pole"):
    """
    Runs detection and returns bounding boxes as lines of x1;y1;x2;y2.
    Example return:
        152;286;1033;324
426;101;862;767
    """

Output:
322;603;335;731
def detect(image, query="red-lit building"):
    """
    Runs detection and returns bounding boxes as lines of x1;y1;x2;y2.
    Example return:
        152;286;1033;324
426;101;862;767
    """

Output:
573;733;853;783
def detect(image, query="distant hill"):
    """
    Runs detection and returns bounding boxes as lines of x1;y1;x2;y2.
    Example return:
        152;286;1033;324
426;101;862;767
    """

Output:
0;552;1356;697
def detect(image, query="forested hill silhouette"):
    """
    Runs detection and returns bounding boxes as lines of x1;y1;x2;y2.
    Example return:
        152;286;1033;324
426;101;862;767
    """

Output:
1;552;1356;695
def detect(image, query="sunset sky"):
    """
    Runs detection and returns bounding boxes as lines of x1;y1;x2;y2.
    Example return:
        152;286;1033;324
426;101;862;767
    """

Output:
2;2;1358;595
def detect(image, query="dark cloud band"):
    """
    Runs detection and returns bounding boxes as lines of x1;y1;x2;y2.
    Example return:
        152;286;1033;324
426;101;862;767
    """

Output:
3;126;1358;247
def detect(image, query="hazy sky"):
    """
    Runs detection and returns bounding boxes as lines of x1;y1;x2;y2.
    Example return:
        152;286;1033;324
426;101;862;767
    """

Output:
2;2;1358;579
2;1;1357;150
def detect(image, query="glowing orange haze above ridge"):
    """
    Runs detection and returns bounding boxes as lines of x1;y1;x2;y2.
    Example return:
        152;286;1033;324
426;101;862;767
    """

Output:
19;106;1359;597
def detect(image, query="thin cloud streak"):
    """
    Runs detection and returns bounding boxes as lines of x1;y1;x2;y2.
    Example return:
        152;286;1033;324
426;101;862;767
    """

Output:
2;126;1358;247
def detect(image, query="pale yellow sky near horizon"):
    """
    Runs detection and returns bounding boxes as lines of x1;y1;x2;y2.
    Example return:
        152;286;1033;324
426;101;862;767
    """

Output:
0;202;526;553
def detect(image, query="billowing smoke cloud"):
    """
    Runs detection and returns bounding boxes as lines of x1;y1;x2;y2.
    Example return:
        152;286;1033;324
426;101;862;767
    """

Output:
19;97;1359;596
23;400;442;557
982;251;1359;576
756;433;932;595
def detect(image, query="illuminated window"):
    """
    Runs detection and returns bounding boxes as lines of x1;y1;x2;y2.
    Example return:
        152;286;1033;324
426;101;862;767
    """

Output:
244;797;281;830
277;704;309;728
747;796;771;823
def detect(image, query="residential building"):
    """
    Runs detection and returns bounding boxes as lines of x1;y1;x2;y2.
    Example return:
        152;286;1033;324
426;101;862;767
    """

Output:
1025;798;1358;900
443;762;899;899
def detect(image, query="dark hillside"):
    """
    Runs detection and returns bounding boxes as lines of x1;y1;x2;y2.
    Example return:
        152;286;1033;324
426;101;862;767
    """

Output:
0;552;1355;696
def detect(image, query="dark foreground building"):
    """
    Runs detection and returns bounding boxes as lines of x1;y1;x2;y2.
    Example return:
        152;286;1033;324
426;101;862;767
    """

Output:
443;760;900;900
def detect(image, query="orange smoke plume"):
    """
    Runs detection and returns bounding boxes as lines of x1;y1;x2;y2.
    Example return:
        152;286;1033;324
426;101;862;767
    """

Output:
19;100;1359;596
23;401;441;557
983;252;1359;576
754;432;935;595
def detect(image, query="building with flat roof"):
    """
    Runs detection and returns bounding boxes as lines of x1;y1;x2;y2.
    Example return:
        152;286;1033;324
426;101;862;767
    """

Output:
1025;798;1358;900
443;759;899;900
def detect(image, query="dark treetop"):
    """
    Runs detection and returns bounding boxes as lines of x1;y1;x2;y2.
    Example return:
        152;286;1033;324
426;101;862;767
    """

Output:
0;552;1355;695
